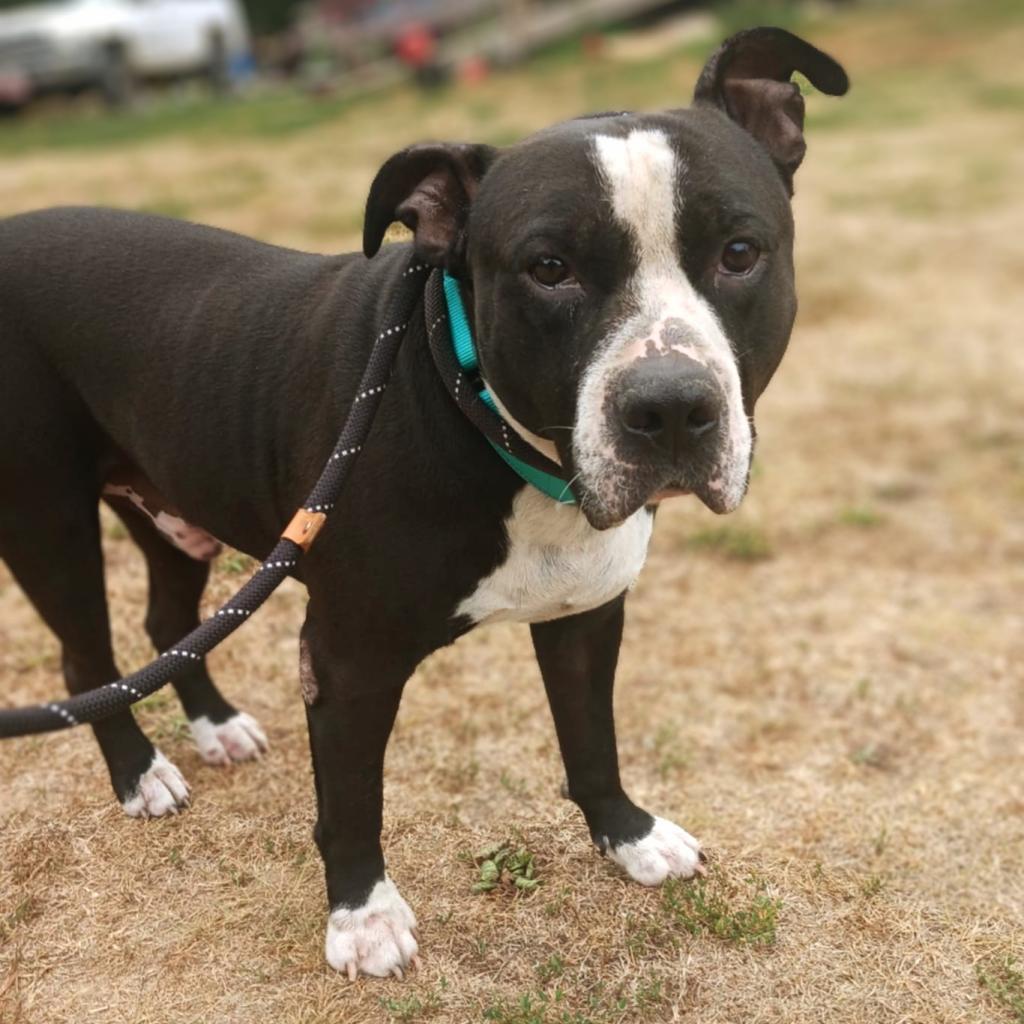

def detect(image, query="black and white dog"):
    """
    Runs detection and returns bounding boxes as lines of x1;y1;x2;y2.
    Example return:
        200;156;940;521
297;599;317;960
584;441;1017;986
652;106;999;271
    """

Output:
0;29;846;978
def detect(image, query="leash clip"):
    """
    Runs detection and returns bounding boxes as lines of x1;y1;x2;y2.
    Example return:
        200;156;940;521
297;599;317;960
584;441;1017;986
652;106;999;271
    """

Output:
282;509;328;552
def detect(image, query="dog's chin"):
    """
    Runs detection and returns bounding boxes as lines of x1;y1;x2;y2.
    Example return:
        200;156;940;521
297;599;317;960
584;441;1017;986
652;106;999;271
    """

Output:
577;478;686;531
691;474;749;515
577;469;748;529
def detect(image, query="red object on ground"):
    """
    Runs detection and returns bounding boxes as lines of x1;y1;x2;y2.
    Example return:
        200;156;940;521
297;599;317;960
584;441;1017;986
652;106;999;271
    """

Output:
458;55;490;85
395;21;437;69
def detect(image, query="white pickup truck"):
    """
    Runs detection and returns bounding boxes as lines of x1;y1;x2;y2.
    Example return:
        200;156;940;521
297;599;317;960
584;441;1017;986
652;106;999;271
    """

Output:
0;0;251;108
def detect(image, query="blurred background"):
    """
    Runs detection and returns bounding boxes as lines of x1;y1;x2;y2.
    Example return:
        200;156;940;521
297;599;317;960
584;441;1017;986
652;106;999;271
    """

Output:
0;0;841;115
2;2;1023;1023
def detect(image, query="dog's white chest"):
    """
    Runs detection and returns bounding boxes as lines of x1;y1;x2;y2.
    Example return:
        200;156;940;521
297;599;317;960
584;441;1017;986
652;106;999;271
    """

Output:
456;489;654;626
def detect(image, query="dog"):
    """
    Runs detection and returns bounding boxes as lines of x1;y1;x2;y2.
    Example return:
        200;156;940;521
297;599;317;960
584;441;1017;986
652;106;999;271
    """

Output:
0;28;847;978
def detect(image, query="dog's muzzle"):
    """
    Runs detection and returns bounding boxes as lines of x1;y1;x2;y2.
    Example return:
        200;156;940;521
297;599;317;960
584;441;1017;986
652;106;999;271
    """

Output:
573;351;749;529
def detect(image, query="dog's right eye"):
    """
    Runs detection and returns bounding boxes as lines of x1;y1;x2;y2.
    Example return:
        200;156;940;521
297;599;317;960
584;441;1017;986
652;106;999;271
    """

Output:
530;257;574;289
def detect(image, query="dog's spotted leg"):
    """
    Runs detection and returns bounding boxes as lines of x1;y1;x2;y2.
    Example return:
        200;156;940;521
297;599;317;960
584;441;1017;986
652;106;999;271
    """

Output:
301;617;420;980
102;468;223;563
107;498;269;768
532;597;705;886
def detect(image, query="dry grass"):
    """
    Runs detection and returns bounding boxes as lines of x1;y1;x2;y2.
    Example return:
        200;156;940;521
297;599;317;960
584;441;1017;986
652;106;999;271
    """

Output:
2;1;1023;1021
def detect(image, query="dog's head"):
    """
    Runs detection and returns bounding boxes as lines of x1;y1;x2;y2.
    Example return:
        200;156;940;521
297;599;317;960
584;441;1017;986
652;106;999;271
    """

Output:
364;28;848;529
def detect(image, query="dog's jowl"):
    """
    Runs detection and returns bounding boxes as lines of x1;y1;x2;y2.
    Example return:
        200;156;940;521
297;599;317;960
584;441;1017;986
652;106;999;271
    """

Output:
0;29;846;977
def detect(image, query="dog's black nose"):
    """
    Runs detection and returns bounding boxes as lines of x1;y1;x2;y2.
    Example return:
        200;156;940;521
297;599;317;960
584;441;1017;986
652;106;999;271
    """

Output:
616;356;722;461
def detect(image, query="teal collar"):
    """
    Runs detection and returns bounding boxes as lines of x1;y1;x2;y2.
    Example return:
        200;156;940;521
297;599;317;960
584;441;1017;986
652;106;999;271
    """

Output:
442;272;576;504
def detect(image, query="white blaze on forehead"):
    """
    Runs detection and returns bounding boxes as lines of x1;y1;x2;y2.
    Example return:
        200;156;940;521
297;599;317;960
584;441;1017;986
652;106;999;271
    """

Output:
574;128;753;517
594;129;681;272
591;128;722;341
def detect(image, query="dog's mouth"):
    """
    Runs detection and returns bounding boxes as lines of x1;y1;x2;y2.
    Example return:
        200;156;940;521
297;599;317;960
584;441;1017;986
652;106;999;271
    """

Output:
553;426;751;530
571;465;748;530
648;487;691;504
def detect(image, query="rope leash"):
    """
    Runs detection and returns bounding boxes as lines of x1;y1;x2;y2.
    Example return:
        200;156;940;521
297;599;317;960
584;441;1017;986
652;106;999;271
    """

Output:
0;259;432;739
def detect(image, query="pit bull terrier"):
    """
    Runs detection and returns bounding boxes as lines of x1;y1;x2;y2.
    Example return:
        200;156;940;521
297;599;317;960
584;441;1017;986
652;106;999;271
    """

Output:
0;28;847;978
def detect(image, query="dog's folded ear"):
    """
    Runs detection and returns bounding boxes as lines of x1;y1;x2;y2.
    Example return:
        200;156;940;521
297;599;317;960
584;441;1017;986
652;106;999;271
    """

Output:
693;27;848;191
363;142;497;268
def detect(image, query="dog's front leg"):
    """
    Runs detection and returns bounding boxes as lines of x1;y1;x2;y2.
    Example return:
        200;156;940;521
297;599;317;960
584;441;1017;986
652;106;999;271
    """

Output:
300;615;418;980
531;596;705;885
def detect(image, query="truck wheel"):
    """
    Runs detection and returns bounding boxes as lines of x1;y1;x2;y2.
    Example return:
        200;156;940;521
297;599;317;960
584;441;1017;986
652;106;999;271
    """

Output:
99;42;134;108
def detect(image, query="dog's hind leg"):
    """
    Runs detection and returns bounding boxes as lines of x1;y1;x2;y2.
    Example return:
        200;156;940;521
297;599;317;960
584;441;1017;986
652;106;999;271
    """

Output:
0;341;190;817
0;494;191;817
108;500;268;766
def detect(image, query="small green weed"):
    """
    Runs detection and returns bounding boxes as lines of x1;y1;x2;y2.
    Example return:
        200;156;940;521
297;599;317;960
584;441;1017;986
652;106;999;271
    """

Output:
218;551;256;575
978;956;1024;1022
838;505;885;528
543;887;570;917
483;975;667;1024
135;196;193;220
381;985;444;1022
686;525;773;561
499;772;530;799
662;876;780;945
0;895;43;941
104;518;129;541
653;722;690;779
872;824;889;857
482;990;571;1024
849;743;895;771
473;842;540;894
535;954;565;984
860;873;886;898
136;689;174;712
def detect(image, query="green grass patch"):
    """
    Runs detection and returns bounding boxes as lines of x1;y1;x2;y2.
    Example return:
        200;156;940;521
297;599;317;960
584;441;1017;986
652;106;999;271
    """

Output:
686;525;773;561
482;990;578;1024
837;505;885;529
482;975;666;1024
0;85;393;157
135;196;194;220
535;955;565;984
472;842;540;894
652;722;691;779
0;895;43;941
218;550;256;575
103;518;129;541
381;983;446;1022
859;873;886;898
973;83;1024;112
662;875;781;946
136;688;175;712
978;956;1024;1022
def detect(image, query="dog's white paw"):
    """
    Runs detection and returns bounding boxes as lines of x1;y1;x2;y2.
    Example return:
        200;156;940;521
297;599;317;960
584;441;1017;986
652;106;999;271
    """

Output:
325;876;420;980
121;751;191;818
606;816;704;886
190;711;268;766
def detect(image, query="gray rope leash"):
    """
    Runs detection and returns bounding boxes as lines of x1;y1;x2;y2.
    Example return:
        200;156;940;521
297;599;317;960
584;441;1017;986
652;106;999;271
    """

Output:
0;259;431;739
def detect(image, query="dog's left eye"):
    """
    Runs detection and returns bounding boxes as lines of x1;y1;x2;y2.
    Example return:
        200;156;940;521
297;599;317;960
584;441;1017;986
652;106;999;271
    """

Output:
530;257;574;289
719;239;761;276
